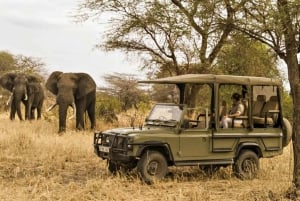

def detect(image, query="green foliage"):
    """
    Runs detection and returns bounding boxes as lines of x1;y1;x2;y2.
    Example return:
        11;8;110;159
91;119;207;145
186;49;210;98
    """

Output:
77;1;246;76
215;34;281;78
100;73;150;111
282;90;293;121
95;93;121;123
0;51;16;74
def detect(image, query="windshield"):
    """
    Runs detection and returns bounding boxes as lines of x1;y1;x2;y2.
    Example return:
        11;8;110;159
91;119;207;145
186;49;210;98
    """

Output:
147;104;183;123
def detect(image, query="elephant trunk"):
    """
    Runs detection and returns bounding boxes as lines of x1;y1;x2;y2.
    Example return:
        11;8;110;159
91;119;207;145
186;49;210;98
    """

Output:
58;103;68;133
12;96;23;120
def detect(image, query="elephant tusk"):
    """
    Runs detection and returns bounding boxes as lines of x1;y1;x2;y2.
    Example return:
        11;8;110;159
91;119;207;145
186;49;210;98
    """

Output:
68;103;76;120
46;103;57;112
6;93;13;106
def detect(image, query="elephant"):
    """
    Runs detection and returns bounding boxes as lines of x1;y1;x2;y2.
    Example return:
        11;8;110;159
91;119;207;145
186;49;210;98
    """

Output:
45;71;96;133
0;72;45;120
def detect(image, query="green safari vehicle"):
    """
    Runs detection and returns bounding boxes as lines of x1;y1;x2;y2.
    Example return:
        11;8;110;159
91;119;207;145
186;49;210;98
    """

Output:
93;74;292;183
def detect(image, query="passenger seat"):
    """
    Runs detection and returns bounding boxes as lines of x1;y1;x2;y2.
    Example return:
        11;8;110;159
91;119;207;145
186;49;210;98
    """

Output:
252;95;266;116
253;96;279;127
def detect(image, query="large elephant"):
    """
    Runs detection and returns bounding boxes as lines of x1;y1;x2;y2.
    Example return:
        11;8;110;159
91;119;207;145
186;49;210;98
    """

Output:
0;72;45;120
45;71;96;133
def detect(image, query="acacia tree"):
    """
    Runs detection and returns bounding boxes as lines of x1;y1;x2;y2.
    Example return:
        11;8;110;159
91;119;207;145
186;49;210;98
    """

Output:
216;33;281;77
14;55;45;74
77;0;248;76
234;0;300;195
77;0;247;107
0;51;16;74
99;73;148;111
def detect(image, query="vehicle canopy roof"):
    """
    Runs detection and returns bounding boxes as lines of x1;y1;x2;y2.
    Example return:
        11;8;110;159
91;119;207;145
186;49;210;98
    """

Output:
139;74;281;86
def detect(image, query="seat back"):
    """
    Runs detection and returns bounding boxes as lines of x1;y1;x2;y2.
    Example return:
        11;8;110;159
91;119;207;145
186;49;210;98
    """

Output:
252;95;266;116
252;95;279;127
261;96;278;117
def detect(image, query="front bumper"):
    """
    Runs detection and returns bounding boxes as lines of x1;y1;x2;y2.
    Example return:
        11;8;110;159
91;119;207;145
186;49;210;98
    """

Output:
93;131;135;163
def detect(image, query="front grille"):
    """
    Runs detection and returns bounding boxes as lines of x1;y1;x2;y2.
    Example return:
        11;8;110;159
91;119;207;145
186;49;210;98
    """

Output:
102;132;129;153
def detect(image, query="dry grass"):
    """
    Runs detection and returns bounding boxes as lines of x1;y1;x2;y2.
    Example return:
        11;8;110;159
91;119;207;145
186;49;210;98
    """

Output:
0;112;295;201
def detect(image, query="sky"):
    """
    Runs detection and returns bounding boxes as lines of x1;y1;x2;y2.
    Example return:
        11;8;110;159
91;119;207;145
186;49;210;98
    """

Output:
0;0;141;86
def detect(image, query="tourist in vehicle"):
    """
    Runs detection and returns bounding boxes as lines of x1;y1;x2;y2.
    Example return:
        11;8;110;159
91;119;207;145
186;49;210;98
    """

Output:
220;93;244;128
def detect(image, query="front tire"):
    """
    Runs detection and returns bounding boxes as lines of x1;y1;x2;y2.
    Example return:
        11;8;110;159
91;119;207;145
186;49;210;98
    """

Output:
108;161;121;174
137;151;168;184
233;150;259;180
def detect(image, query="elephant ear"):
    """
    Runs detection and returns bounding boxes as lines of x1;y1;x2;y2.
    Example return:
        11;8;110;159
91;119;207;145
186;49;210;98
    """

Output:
26;74;43;83
0;72;17;92
45;71;63;95
76;73;96;99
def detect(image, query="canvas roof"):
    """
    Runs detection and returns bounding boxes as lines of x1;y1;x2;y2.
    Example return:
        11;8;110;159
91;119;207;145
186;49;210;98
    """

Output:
139;74;281;86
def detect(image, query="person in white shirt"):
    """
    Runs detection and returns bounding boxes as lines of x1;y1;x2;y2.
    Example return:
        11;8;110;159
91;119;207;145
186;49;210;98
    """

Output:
220;93;245;128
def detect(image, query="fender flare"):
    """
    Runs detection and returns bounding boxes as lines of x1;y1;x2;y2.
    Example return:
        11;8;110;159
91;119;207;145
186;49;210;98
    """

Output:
136;141;174;162
235;142;262;159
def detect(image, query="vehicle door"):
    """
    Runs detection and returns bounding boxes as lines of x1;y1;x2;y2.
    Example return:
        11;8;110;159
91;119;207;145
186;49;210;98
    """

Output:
178;84;212;159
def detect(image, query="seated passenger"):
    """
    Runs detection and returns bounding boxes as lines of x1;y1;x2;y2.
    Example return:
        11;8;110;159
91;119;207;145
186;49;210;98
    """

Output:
220;93;245;128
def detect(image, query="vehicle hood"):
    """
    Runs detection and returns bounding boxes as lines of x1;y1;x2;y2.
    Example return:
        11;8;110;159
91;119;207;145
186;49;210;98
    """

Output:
103;126;174;136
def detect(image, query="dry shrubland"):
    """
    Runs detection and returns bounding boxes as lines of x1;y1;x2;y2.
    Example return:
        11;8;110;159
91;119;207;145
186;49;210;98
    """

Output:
0;111;295;201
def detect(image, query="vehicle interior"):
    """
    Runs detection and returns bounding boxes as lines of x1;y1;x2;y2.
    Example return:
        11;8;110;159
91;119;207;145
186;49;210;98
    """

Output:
179;83;281;130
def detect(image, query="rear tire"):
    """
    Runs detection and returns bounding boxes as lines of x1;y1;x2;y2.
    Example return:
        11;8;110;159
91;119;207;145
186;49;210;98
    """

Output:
233;150;259;180
137;151;168;184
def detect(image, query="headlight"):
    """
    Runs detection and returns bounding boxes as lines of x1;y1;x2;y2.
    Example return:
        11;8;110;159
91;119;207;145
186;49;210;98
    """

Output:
127;137;134;151
105;137;110;143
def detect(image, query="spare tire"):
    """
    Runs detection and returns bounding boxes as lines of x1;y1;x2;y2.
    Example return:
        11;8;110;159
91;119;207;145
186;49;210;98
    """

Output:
282;117;292;147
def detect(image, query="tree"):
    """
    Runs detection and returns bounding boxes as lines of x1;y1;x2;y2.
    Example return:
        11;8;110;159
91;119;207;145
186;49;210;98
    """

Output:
0;51;45;77
77;0;249;108
234;0;300;195
0;51;16;74
77;0;248;76
99;73;148;111
215;33;281;78
14;55;46;74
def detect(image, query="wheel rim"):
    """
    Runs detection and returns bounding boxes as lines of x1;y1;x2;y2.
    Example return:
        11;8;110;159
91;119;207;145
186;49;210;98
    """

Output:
242;158;257;177
147;161;159;176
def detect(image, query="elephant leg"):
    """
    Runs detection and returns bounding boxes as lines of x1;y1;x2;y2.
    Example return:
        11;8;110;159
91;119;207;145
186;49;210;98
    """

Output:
37;106;42;119
87;103;95;129
30;109;35;120
10;104;16;120
77;113;85;130
75;100;85;130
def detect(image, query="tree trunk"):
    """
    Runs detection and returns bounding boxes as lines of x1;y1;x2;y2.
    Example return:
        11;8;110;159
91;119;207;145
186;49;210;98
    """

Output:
276;0;300;194
293;84;300;192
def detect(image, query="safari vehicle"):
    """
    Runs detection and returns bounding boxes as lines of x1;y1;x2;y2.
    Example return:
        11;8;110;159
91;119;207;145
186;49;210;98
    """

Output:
93;74;292;183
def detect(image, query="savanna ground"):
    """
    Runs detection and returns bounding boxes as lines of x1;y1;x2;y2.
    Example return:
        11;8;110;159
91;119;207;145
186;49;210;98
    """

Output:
0;110;295;201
